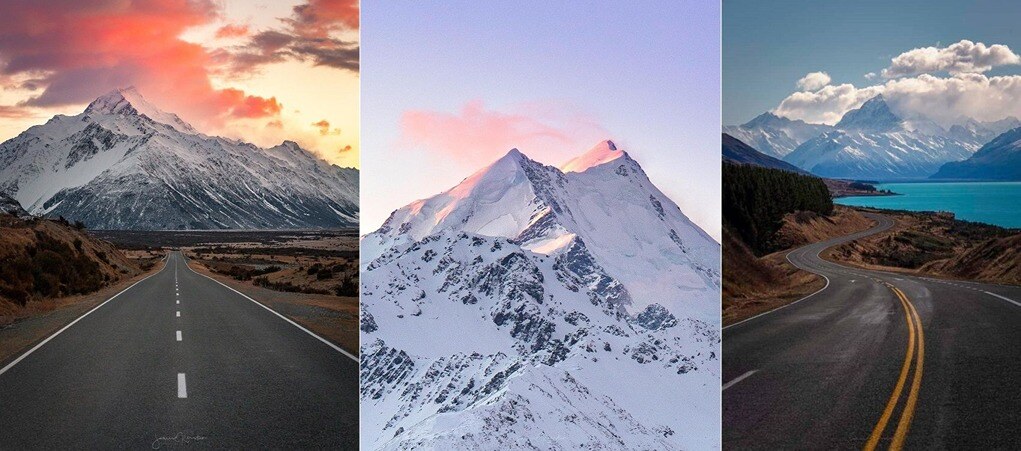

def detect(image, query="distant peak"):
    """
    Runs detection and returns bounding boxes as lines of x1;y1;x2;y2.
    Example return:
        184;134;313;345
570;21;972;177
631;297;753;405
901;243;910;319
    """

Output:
560;139;626;173
835;94;902;132
744;111;788;128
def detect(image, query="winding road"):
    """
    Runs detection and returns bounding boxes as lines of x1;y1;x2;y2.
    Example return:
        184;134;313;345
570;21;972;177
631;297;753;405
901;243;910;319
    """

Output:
0;252;358;449
723;212;1021;449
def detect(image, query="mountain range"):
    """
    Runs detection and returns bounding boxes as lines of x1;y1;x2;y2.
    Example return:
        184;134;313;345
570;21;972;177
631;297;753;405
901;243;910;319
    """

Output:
727;95;1021;180
360;140;721;449
722;133;808;174
0;87;358;230
933;126;1021;180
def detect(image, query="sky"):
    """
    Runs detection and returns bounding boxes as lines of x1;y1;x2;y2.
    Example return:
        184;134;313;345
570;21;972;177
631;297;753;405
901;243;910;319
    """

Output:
724;0;1021;127
0;0;359;167
361;0;722;240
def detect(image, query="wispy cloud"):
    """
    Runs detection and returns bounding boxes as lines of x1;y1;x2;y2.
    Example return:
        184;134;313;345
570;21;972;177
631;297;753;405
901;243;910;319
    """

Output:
399;100;610;168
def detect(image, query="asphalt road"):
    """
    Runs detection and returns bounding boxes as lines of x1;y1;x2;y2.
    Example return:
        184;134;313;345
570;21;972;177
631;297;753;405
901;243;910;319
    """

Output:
724;212;1021;449
0;252;358;449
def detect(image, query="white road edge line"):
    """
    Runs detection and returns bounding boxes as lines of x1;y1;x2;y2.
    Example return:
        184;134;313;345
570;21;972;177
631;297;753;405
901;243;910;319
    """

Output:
183;255;359;362
177;373;187;398
723;370;759;390
723;248;830;330
176;330;182;341
984;291;1021;308
0;257;168;377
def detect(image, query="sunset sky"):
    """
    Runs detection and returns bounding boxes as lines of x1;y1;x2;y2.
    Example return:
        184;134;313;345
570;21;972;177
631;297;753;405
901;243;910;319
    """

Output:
362;0;721;239
0;0;359;168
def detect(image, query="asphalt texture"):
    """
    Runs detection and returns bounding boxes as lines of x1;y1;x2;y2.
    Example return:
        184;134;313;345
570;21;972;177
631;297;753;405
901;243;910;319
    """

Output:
0;251;358;449
724;212;1021;449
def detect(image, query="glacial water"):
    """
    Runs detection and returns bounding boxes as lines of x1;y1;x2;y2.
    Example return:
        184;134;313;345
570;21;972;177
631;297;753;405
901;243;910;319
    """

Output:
836;182;1021;229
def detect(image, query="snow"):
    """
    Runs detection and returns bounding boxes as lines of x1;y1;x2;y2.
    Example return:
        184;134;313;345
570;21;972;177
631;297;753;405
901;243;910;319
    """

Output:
0;87;359;229
361;140;721;449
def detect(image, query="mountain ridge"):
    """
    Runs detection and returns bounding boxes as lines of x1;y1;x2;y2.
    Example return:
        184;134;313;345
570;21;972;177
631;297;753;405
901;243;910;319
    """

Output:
360;141;720;449
0;88;358;230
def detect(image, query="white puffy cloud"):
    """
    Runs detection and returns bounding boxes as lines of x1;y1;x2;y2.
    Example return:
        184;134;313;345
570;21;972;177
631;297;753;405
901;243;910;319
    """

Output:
881;40;1020;78
775;83;883;124
773;72;1021;126
795;71;831;91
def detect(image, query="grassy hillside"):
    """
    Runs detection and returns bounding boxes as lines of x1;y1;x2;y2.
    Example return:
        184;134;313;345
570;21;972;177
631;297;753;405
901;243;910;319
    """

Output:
0;214;142;322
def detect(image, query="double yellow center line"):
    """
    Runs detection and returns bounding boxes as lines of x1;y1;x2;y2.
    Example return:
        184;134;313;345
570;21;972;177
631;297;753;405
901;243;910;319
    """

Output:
864;285;924;451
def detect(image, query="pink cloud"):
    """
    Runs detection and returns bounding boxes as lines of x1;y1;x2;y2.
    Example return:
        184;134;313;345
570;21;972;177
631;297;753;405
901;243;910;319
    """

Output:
0;0;283;129
215;24;250;39
399;100;609;168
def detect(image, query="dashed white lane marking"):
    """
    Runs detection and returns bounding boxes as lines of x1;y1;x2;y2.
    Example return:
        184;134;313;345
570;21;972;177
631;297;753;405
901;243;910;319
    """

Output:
176;311;181;318
723;370;759;390
176;299;180;305
176;330;182;341
984;291;1021;308
177;373;187;398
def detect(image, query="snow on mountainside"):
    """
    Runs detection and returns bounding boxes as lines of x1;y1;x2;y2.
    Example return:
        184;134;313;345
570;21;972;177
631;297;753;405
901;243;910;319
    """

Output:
0;87;358;230
783;95;979;179
722;112;833;158
933;126;1021;180
361;141;720;450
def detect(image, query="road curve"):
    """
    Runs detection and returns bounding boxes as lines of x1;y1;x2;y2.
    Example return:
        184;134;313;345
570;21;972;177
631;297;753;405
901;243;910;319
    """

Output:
724;212;1021;449
0;252;358;449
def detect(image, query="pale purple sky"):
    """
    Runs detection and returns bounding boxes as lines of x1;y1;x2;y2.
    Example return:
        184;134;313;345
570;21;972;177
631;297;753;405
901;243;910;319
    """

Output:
361;1;721;240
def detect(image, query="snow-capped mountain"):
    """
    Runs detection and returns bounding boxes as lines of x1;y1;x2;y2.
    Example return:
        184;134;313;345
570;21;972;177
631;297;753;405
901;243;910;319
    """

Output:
360;141;720;449
722;112;833;158
0;87;358;229
946;117;1021;145
783;95;978;179
933;126;1021;180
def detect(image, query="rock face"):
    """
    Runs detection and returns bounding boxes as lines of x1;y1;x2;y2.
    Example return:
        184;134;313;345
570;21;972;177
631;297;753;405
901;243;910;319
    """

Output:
932;127;1021;180
0;192;30;219
0;87;358;230
360;140;721;449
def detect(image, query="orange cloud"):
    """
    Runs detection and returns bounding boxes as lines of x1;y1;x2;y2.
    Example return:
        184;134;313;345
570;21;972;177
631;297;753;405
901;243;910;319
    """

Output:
287;0;360;36
215;24;250;39
313;119;341;135
0;0;282;129
399;100;609;168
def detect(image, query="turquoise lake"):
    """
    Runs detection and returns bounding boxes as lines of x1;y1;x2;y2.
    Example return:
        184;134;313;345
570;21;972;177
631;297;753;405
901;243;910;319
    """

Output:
836;182;1021;229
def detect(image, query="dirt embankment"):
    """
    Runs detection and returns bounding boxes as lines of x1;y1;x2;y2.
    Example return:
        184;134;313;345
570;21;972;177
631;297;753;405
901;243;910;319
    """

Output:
0;215;162;364
724;206;875;325
824;208;1020;285
0;215;152;324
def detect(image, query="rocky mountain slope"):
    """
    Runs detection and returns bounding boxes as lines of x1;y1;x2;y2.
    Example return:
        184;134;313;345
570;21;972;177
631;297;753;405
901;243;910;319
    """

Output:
932;126;1021;180
722;112;832;158
360;140;721;449
722;133;808;174
0;87;358;230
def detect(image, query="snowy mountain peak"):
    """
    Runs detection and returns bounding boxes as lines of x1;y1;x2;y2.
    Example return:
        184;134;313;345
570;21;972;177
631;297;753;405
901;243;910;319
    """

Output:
835;94;902;132
560;139;625;173
361;141;721;449
84;87;197;134
0;89;358;229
